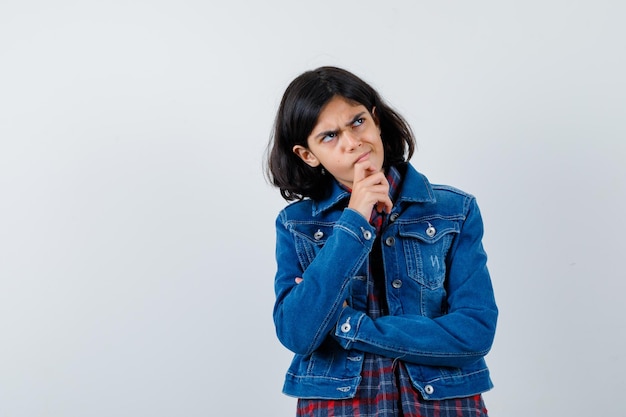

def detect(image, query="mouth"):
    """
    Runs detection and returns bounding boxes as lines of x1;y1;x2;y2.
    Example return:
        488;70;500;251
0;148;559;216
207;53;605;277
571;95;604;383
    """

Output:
355;151;371;164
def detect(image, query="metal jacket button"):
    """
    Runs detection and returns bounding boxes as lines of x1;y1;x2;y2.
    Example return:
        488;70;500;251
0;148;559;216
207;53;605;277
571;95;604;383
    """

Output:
424;385;434;395
389;213;399;222
426;224;436;237
341;323;351;333
362;229;372;240
314;229;324;240
385;236;395;246
392;279;402;289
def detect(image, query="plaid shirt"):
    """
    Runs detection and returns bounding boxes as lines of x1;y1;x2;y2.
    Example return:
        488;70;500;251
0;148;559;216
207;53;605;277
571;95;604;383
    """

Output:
296;167;489;417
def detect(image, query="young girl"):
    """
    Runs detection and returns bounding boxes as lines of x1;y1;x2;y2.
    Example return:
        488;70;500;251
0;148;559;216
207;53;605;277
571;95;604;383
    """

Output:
266;66;498;417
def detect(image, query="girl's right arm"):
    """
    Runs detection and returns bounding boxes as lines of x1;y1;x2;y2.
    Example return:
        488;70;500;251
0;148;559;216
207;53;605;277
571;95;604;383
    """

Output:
272;208;375;356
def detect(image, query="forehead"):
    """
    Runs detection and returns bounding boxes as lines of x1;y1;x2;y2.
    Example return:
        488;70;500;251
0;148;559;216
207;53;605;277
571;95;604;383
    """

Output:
315;97;367;126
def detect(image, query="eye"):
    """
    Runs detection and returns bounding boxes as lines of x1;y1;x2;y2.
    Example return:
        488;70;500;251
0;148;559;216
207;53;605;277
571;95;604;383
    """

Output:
353;118;364;127
321;132;337;143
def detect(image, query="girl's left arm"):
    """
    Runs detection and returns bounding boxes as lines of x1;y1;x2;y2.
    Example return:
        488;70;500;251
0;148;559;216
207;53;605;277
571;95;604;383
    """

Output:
332;197;498;368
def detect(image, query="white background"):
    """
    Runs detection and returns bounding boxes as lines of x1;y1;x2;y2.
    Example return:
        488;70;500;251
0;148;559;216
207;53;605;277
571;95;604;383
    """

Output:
1;1;625;416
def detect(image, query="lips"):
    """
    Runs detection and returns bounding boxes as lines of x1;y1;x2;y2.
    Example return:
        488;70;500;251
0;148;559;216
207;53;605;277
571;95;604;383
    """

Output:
355;151;370;164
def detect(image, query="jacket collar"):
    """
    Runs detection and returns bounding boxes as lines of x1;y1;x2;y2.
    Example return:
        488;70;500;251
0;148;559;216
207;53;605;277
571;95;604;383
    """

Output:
311;163;436;216
311;182;351;216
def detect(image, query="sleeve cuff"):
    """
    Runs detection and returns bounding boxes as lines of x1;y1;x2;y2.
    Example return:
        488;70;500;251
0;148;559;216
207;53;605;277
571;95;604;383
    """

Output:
333;307;366;350
336;208;377;245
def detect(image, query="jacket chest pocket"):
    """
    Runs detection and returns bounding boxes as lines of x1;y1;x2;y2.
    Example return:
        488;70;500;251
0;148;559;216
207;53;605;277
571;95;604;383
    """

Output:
399;219;460;289
291;223;335;270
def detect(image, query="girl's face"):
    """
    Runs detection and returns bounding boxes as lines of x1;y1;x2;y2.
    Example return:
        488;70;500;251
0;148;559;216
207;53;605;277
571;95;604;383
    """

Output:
293;96;384;189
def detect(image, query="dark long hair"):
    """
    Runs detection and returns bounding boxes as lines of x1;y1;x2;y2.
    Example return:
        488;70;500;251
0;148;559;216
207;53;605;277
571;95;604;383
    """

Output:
266;66;415;201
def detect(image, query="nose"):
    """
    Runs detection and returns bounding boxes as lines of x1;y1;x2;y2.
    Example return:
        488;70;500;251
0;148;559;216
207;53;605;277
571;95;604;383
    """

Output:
343;131;362;151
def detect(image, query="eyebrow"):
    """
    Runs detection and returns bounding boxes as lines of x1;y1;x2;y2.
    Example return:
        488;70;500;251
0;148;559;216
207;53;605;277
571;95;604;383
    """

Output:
313;112;368;140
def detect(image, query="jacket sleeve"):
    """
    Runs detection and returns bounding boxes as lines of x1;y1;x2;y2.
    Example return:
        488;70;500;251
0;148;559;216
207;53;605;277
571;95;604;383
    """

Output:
273;208;376;356
332;198;498;368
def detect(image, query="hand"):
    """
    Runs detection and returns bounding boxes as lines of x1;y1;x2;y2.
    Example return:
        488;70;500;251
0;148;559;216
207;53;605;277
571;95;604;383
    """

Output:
348;160;393;220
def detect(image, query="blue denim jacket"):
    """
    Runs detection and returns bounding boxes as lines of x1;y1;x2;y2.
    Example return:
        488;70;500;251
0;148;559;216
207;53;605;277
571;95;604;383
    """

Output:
273;163;497;400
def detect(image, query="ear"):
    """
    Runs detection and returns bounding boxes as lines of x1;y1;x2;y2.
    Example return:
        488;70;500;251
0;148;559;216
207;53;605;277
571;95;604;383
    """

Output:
292;145;320;167
371;106;380;127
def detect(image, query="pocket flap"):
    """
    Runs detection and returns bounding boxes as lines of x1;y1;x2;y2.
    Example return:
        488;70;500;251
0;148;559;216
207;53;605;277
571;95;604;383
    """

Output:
398;218;460;244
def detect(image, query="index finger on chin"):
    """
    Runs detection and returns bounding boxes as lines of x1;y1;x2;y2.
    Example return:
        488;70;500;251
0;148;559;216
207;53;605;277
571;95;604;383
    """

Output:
352;160;367;184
